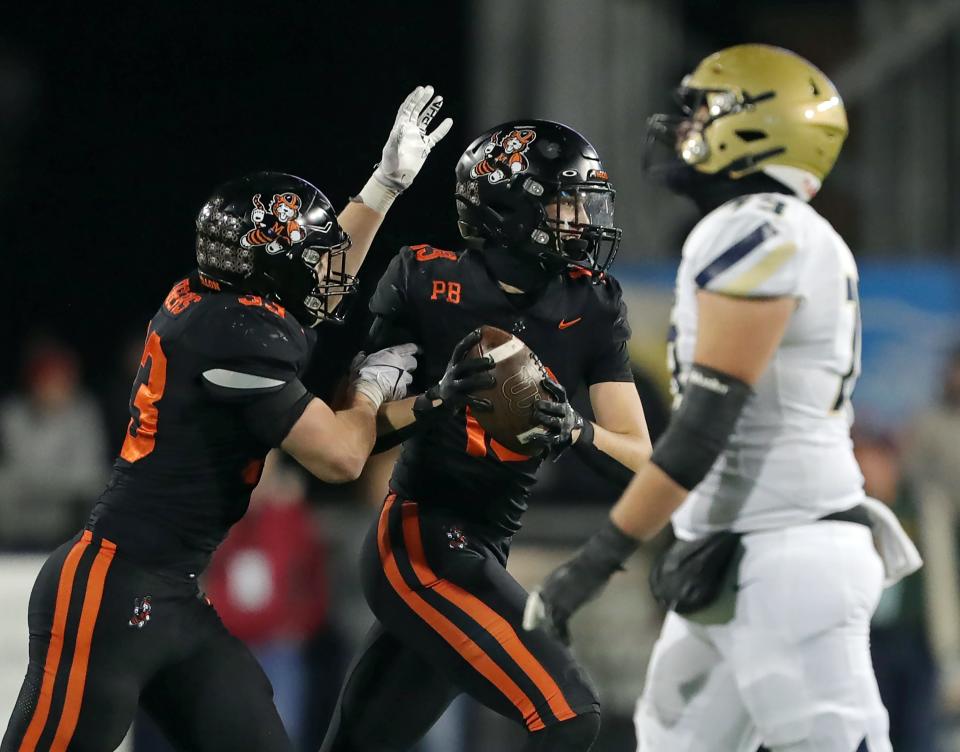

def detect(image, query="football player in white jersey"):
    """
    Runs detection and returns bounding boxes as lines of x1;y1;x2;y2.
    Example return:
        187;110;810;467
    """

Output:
524;45;917;752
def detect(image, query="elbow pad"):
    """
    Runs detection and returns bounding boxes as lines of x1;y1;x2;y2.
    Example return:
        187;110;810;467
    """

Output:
649;365;752;491
243;379;314;447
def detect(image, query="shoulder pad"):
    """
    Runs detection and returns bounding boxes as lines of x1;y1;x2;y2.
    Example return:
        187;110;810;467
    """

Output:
575;270;623;305
566;271;630;343
594;273;631;343
688;194;801;298
185;296;308;380
369;250;409;317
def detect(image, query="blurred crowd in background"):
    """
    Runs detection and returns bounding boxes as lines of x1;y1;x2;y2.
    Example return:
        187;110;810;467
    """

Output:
3;0;960;750
3;329;960;750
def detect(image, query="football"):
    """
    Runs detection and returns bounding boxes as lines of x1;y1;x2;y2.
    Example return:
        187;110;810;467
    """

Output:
468;325;554;456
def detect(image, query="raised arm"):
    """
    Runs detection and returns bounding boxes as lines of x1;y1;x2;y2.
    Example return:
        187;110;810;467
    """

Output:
339;85;453;281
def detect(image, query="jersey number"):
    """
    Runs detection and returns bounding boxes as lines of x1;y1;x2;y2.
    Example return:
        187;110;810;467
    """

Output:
832;275;861;410
666;322;682;407
120;329;168;463
732;195;786;215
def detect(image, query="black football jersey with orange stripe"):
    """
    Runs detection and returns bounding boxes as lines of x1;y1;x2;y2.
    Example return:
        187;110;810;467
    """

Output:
87;272;313;572
370;245;632;535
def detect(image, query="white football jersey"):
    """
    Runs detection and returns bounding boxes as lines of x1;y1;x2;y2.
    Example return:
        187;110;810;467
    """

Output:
668;192;865;538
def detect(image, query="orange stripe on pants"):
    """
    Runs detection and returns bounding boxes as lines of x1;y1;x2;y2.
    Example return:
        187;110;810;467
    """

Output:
18;533;91;752
400;502;577;724
49;537;116;751
377;495;545;731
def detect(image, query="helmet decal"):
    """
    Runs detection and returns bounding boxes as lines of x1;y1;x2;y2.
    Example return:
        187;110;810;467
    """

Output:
469;127;537;184
455;121;621;279
196;172;358;327
240;192;306;254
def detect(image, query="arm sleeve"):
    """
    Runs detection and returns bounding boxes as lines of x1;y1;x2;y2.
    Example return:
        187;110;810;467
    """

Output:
586;279;634;385
241;379;313;447
692;199;802;298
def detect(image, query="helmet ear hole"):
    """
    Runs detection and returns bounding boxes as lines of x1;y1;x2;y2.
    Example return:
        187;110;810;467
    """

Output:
735;130;768;142
484;200;513;222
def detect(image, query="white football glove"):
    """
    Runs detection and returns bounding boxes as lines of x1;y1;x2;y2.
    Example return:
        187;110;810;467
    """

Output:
351;343;419;409
375;84;452;192
358;85;453;212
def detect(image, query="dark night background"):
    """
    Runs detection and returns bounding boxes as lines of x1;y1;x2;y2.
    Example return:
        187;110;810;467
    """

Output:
2;1;873;398
2;3;469;398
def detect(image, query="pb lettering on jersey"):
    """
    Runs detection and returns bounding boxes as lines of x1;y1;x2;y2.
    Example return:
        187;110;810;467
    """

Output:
369;245;633;535
669;193;864;537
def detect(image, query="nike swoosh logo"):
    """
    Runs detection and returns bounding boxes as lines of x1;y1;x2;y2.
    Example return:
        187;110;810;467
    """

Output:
558;317;582;330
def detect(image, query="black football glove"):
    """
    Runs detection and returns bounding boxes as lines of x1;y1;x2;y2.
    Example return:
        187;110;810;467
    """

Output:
414;328;496;420
528;378;585;456
523;520;640;645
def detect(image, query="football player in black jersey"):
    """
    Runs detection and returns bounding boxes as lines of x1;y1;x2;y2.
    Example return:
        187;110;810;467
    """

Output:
1;86;452;752
320;121;652;752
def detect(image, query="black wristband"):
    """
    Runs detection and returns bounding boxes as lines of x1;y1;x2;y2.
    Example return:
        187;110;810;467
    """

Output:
576;419;595;447
372;386;442;455
372;422;422;454
412;386;443;420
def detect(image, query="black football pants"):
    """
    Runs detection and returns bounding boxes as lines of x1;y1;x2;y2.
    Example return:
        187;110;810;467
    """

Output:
1;531;291;752
320;492;600;752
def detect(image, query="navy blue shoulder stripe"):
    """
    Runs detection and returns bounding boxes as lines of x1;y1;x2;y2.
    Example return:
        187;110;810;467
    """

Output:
695;222;777;288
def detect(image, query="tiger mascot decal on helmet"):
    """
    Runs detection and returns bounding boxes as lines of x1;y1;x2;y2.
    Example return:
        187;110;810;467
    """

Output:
470;127;537;184
240;192;306;254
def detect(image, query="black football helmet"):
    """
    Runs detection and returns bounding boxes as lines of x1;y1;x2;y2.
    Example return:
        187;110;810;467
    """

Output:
455;120;621;280
195;172;357;326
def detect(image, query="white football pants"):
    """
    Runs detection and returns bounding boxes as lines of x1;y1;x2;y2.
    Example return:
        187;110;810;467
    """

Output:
635;521;891;752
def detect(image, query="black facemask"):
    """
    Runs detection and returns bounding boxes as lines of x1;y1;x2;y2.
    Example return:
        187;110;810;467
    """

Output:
659;159;793;215
479;243;561;293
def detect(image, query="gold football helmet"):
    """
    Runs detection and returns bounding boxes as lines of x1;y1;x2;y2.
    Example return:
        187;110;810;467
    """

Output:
648;44;848;188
